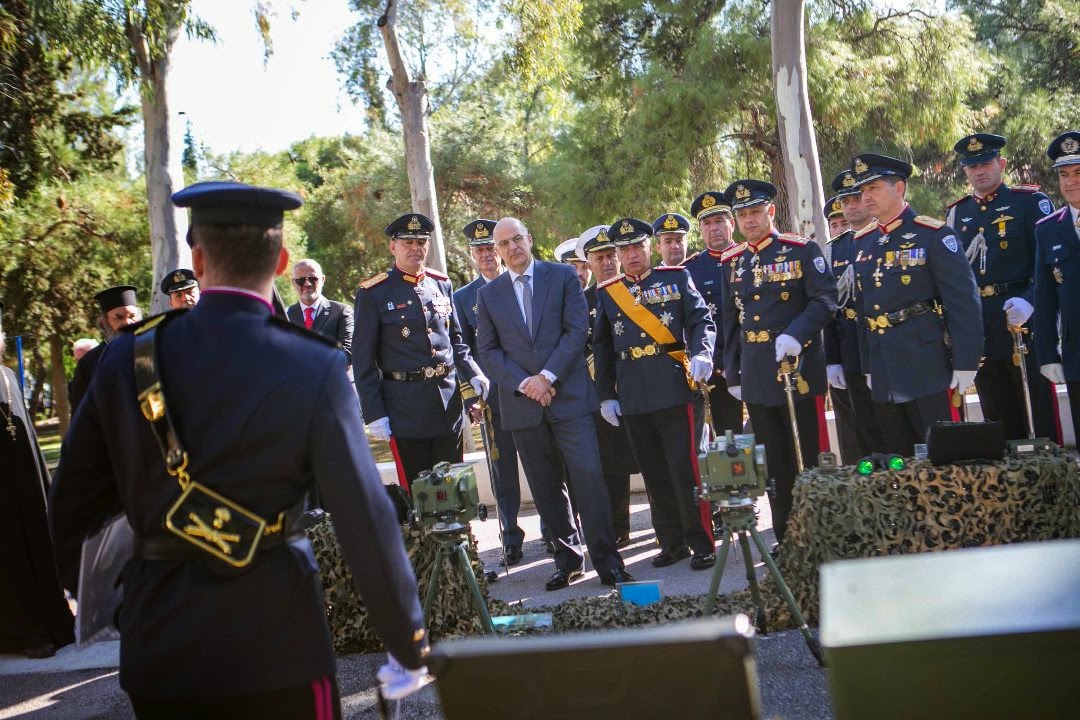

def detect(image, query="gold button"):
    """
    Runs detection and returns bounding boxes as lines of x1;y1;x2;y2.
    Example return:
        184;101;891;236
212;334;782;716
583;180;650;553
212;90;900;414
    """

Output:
753;294;760;300
753;315;760;321
873;304;880;311
780;282;786;287
640;332;646;338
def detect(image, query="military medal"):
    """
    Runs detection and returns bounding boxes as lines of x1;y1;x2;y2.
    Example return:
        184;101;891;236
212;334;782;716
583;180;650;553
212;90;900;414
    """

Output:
659;311;673;326
401;326;411;338
780;291;790;301
872;258;884;287
387;301;395;311
1054;267;1064;284
901;275;911;285
613;320;625;336
1000;241;1008;250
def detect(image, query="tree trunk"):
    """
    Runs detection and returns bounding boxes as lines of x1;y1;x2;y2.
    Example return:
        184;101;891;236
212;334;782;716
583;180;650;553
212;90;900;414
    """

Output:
771;2;829;252
129;19;191;314
378;1;447;274
49;335;70;436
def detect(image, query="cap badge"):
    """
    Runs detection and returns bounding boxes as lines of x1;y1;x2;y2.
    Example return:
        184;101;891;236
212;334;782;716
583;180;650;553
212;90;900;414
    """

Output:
663;214;679;230
735;185;751;201
1062;137;1080;154
967;137;984;152
854;158;869;174
597;229;609;244
701;194;716;209
407;216;422;231
474;224;489;238
619;220;634;236
172;271;184;283
832;200;843;213
842;173;855;188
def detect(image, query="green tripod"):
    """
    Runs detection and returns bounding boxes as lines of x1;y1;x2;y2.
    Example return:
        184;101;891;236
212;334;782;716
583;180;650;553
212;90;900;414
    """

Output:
422;521;496;636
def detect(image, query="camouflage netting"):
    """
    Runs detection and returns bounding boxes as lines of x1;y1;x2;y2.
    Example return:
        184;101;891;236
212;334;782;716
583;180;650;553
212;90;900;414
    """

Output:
308;451;1079;653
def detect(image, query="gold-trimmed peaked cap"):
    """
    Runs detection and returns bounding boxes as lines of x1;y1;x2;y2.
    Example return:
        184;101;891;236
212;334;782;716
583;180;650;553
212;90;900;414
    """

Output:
651;212;690;236
461;218;497;246
159;268;198;295
830;169;860;199
690;190;732;220
723;179;777;210
575;224;613;259
608;217;653;247
1047;130;1080;168
852;153;913;187
824;196;844;220
384;212;435;240
953;133;1006;167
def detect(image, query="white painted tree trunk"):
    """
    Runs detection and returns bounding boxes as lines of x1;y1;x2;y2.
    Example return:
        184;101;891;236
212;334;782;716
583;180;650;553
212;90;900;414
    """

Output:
771;2;829;254
379;1;447;273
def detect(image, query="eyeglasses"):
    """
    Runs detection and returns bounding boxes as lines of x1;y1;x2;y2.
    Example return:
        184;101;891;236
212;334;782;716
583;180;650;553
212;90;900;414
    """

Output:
293;276;319;286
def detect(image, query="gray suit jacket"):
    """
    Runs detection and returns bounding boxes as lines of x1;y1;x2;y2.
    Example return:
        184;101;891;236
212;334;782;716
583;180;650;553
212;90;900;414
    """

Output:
476;261;597;430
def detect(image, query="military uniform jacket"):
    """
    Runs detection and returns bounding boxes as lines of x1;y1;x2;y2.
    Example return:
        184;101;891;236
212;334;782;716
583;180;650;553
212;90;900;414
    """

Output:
947;183;1055;360
1033;206;1080;381
720;231;837;407
453;274;501;415
48;293;426;698
353;266;480;437
853;204;983;403
823;229;863;374
683;249;728;372
592;266;715;415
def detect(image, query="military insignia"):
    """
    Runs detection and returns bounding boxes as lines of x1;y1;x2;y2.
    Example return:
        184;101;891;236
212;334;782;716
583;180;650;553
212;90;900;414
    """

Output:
1062;137;1080;155
780;291;790;301
597;229;609;244
961;217;972;223
831;199;843;214
735;185;751;200
707;302;717;315
901;275;911;285
967;137;984;152
172;271;185;283
1000;241;1008;250
407;216;422;231
702;194;716;209
474;224;489;239
659;311;673;326
663;214;679;231
901;233;916;240
841;172;855;188
994;206;1011;212
613;320;625;336
473;304;478;314
401;326;411;338
387;301;395;311
813;256;826;274
1054;267;1064;284
854;157;869;174
942;235;959;253
619;220;634;236
1039;199;1053;215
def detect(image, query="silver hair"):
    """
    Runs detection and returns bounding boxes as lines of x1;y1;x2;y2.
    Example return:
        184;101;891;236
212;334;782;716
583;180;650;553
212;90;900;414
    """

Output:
294;258;324;276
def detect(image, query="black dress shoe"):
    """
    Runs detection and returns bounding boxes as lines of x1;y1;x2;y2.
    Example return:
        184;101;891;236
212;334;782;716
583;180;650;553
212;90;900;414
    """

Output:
544;540;556;554
769;542;782;560
502;546;523;567
615;535;632;549
651;546;691;568
600;568;636;586
690;552;716;570
24;643;56;659
545;568;583;591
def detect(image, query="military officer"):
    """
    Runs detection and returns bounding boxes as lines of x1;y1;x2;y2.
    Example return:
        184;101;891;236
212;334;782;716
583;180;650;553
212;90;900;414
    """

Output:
593;218;716;569
851;153;983;451
454;219;525;564
653;212;691;267
160;268;200;309
1034;130;1080;443
353;213;488;490
50;182;428;717
945;133;1058;441
683;193;746;439
557;236;593;289
719;180;837;548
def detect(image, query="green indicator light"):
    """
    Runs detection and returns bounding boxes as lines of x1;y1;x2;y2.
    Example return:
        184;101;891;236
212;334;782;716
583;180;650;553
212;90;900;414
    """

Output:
887;455;905;471
857;459;875;475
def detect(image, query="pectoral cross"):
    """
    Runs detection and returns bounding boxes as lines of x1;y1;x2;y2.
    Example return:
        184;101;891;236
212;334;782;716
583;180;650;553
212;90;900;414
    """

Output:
872;258;884;287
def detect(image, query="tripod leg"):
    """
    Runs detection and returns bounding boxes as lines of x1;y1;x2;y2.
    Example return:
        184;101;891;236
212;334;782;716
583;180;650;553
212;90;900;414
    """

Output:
748;526;824;666
703;524;733;616
422;545;445;625
454;542;496;635
737;530;768;633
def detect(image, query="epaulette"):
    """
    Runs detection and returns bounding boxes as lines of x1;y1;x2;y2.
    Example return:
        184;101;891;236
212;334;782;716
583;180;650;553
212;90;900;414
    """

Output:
359;272;388;290
597;273;625;289
913;215;945;229
127;308;188;335
854;223;877;239
1011;184;1041;193
778;232;810;246
826;229;852;245
720;242;746;262
682;251;701;264
1036;206;1069;226
425;268;449;281
268;314;340;348
945;194;970;210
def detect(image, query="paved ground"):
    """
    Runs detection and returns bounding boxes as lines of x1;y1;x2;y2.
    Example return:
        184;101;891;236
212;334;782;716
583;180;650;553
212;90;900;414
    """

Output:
0;493;833;719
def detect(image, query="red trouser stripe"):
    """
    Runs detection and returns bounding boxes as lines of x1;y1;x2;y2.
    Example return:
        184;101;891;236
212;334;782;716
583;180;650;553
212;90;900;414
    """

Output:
1050;385;1064;446
388;437;410;494
947;388;961;422
687;404;715;544
815;394;829;454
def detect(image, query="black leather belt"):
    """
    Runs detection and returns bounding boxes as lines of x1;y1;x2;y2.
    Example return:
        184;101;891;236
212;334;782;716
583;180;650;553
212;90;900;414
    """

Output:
617;341;684;361
744;328;786;343
134;531;303;561
866;300;939;332
979;279;1031;298
385;363;451;381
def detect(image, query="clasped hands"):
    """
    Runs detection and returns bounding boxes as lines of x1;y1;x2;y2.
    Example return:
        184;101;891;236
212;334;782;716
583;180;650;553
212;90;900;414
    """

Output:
519;374;556;406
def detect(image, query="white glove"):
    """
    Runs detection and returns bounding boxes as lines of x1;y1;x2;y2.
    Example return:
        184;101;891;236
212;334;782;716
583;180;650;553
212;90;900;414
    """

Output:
727;385;742;400
1002;297;1034;326
865;374;872;390
470;374;490;400
377;654;431;700
1041;363;1066;384
690;354;713;383
367;417;392;442
826;364;847;389
775;333;802;362
600;399;622;427
950;370;978;395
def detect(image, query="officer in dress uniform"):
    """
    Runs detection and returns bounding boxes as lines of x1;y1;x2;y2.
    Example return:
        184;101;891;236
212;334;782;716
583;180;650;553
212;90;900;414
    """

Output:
453;219;525;565
49;182;428;719
572;226;635;548
850;154;983;451
592;218;717;569
718;180;837;548
160;268;200;309
1034;130;1080;442
353;213;489;490
683;193;746;439
945;133;1058;441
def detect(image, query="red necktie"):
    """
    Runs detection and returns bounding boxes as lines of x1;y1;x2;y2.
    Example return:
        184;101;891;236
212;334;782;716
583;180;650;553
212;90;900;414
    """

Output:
304;306;314;330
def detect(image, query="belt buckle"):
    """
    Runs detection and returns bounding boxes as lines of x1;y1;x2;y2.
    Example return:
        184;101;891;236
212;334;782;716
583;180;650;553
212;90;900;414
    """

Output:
980;285;995;298
436;364;447;377
630;346;644;360
423;366;436;379
644;344;658;356
868;315;891;331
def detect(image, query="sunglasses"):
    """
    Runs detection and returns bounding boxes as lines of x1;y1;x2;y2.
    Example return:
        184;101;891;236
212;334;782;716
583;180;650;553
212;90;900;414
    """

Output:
293;276;320;286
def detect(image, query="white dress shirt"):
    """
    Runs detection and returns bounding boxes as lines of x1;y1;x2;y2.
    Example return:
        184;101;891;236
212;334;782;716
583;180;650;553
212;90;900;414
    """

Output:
505;260;557;385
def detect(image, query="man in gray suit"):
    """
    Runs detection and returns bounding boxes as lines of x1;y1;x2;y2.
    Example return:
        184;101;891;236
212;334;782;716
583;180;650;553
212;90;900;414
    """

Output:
476;217;633;591
287;258;354;380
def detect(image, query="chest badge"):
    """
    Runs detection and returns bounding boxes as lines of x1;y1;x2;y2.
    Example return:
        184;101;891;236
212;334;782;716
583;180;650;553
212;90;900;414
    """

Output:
1054;267;1064;284
386;301;395;311
993;214;1014;237
659;311;673;326
613;320;625;336
901;275;911;285
401;326;411;338
960;217;972;223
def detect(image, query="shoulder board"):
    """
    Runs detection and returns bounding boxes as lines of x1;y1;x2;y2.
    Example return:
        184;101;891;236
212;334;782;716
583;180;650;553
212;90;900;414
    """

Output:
655;265;685;272
597;273;625;290
268;314;340;348
425;268;449;281
1010;184;1041;193
913;215;945;229
778;233;809;246
826;229;852;245
854;223;877;239
682;251;701;264
1036;206;1069;226
359;272;389;290
128;308;187;335
720;242;746;262
945;194;971;210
